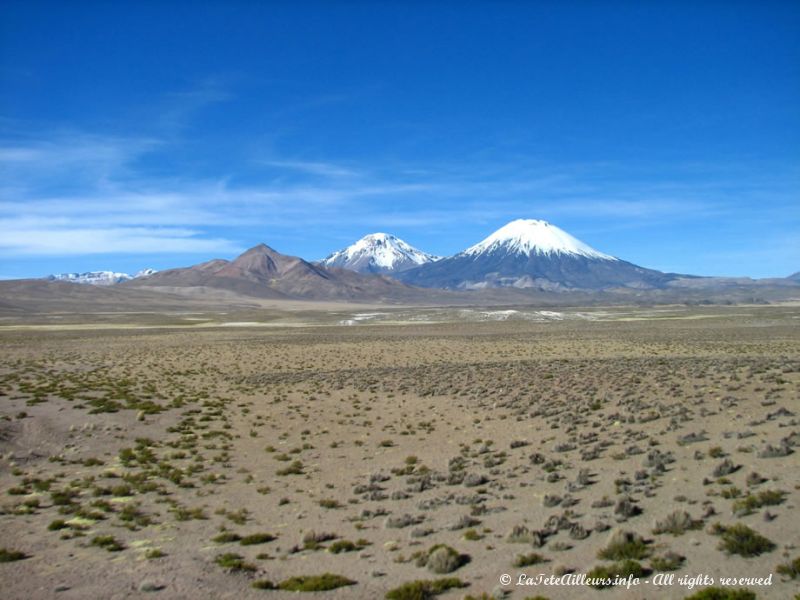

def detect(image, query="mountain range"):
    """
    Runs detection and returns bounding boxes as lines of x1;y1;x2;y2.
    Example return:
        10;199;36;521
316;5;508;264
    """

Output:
23;219;799;309
47;268;157;286
123;243;426;302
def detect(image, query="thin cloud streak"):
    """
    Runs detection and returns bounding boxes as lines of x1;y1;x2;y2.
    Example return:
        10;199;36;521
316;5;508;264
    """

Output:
2;125;797;258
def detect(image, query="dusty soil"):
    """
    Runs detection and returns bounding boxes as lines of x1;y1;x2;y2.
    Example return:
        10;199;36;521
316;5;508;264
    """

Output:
0;305;798;599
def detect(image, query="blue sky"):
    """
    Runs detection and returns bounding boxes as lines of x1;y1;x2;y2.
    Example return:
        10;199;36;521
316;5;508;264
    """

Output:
1;1;798;279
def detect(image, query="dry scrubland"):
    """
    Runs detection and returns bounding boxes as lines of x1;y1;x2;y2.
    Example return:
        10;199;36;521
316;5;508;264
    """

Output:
0;305;799;600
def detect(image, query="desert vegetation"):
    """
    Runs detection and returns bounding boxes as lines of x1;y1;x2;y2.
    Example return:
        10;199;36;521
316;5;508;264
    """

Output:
0;304;798;598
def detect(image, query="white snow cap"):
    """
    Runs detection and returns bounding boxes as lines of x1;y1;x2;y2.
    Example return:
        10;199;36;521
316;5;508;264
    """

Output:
463;219;617;260
323;232;439;269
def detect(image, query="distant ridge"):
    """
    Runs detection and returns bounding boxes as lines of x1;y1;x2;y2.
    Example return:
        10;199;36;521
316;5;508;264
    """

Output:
124;243;423;302
46;268;157;286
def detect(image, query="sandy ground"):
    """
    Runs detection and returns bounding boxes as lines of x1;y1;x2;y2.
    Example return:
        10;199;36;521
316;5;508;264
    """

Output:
0;305;798;599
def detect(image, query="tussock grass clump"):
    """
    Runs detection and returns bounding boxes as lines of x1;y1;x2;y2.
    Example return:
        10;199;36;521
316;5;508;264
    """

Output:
328;539;369;554
90;535;124;552
587;560;647;588
240;532;276;545
597;530;651;561
682;588;756;600
776;556;800;580
652;510;702;536
650;551;685;571
0;548;28;562
711;522;775;557
731;490;786;516
212;531;241;543
514;552;546;567
385;578;467;600
215;552;256;572
413;544;469;574
302;530;337;550
506;525;541;545
276;460;304;476
277;573;356;591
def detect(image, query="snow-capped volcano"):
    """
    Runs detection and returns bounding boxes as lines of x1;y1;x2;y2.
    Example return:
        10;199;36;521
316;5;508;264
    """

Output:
399;219;673;291
463;219;617;260
320;233;440;274
46;268;157;286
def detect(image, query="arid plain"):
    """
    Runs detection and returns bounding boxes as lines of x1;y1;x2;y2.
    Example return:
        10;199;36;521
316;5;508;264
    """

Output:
1;305;798;599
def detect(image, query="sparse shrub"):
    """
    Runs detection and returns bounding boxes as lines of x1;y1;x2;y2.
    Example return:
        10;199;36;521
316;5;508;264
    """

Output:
708;446;725;458
650;551;685;571
425;545;468;574
277;573;356;591
0;548;28;562
776;556;800;580
711;522;775;557
48;519;68;531
90;535;124;552
240;532;276;545
463;529;482;541
214;552;256;572
328;539;368;554
385;578;467;599
652;510;701;536
145;548;166;559
731;490;786;516
276;460;304;476
514;552;546;567
212;531;241;544
597;530;650;560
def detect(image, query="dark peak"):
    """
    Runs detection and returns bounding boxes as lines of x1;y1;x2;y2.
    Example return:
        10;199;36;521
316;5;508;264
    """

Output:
238;243;280;257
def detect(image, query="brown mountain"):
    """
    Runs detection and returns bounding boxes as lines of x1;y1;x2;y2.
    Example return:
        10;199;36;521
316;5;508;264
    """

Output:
124;243;427;302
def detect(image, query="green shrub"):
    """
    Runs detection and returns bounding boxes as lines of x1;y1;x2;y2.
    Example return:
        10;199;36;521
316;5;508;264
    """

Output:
240;533;276;545
48;519;68;531
277;573;356;591
276;460;304;476
328;539;368;554
385;578;468;600
731;490;786;515
90;535;124;552
212;531;241;543
0;548;28;562
514;552;546;567
214;552;256;572
777;556;800;580
252;580;276;590
712;523;775;557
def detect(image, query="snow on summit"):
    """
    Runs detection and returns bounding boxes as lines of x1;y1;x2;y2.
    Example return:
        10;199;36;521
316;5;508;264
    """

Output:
321;233;440;274
463;219;617;260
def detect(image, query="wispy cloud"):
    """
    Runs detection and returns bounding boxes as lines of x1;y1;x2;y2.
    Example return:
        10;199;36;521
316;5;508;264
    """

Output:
1;109;797;260
259;159;360;178
0;226;241;256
